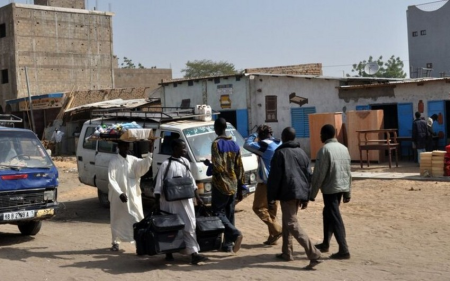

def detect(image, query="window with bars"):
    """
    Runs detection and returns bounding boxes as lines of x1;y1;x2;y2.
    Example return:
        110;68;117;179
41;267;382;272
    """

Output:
265;95;277;122
291;107;316;137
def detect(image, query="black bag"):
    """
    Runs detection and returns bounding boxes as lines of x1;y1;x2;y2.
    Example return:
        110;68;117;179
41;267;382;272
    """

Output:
134;210;186;256
197;233;223;252
163;158;196;201
195;206;224;252
196;206;225;234
196;216;225;234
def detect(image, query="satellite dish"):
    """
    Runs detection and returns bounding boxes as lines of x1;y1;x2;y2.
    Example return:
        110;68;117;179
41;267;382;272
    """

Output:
364;62;380;75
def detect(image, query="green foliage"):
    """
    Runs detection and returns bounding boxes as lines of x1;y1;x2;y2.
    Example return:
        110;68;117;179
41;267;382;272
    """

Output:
348;55;406;78
121;57;145;69
181;60;238;78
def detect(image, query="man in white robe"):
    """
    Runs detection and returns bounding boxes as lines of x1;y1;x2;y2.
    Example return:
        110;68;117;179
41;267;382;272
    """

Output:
108;141;153;251
154;139;207;265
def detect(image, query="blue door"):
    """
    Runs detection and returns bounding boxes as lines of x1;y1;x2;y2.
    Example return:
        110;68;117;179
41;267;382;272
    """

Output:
356;105;370;110
397;103;413;156
291;107;316;138
428;101;446;149
235;109;249;138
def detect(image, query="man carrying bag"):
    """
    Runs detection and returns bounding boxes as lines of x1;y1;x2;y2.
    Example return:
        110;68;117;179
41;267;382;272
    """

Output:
154;139;207;265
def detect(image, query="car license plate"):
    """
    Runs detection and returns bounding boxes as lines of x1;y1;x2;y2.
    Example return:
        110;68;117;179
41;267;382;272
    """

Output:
36;209;54;218
249;186;256;193
3;210;35;221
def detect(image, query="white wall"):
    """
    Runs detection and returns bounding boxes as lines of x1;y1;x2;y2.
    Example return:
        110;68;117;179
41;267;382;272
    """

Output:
162;77;248;110
248;75;341;154
163;74;450;157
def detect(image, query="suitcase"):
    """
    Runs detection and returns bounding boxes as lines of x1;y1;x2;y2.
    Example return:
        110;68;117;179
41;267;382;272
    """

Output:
195;207;225;252
197;232;222;252
134;211;186;256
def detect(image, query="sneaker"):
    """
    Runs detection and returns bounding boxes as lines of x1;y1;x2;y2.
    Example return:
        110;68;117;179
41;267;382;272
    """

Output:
263;233;282;246
329;252;351;260
233;235;243;253
110;243;119;252
275;253;294;262
315;243;329;253
305;259;323;270
191;253;208;265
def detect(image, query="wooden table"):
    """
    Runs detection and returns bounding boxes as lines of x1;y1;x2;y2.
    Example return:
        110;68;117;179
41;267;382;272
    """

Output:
357;129;399;168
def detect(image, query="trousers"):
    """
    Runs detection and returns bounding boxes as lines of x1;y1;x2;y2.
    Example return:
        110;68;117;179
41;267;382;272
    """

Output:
211;186;241;250
322;193;349;254
253;183;282;238
280;200;321;260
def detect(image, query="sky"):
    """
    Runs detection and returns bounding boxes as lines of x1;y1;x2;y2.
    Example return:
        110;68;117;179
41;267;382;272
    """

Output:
1;0;449;78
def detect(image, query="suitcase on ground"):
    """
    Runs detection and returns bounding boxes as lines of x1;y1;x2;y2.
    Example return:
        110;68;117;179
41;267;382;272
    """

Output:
134;210;186;256
196;207;225;252
197;232;223;252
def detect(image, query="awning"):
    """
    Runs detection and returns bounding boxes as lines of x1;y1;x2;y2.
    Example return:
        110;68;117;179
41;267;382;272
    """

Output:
6;93;64;104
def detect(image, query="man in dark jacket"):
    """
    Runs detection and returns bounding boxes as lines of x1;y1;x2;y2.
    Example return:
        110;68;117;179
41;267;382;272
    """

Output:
412;112;429;163
267;127;322;269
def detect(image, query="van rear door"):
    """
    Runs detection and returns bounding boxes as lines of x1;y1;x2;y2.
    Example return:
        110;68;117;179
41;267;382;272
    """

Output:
95;140;117;194
77;126;97;186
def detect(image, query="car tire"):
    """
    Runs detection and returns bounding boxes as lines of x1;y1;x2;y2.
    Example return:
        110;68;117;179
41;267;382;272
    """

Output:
98;190;110;209
18;221;42;236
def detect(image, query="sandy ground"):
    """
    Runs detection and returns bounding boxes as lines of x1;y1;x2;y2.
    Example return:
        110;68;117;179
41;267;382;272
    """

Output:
1;159;450;281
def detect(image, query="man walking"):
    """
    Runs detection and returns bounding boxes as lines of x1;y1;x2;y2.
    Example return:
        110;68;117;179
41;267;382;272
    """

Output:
108;141;153;251
244;124;282;245
204;118;244;253
412;112;429;163
267;127;322;269
51;128;64;156
311;124;351;260
154;139;207;264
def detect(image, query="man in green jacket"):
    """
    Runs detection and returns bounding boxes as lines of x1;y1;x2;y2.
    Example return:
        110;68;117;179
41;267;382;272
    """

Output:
310;124;352;260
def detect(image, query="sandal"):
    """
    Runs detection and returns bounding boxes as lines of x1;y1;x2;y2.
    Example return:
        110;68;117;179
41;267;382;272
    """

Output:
110;243;119;252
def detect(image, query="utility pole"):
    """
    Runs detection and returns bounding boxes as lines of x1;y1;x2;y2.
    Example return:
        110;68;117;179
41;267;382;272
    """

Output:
25;67;36;133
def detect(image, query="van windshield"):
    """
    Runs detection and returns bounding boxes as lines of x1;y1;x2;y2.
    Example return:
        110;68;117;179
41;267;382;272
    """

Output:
0;131;53;168
183;124;251;162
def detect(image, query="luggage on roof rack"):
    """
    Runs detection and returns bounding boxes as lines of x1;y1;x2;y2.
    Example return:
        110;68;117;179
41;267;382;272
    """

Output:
0;114;22;127
90;105;217;123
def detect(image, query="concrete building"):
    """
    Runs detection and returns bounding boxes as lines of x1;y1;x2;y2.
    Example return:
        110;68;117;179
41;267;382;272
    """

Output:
160;71;450;157
114;68;172;89
34;0;86;9
0;1;114;112
407;1;450;78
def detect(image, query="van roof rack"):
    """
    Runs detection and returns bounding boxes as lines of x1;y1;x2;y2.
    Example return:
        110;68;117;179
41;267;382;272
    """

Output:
90;105;218;124
0;114;22;127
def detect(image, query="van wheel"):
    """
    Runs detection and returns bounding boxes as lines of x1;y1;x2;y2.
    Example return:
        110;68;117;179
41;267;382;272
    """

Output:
18;221;42;235
98;190;110;208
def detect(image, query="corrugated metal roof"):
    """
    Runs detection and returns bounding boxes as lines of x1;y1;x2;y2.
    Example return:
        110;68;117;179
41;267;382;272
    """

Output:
247;73;402;82
65;99;151;113
160;72;401;85
338;77;450;89
160;73;245;85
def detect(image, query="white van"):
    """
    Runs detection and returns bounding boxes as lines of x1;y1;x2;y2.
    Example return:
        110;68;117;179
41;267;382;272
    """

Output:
76;106;258;207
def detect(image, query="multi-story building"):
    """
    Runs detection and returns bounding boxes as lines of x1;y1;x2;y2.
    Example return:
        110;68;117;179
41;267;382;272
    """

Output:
0;0;114;113
407;1;450;78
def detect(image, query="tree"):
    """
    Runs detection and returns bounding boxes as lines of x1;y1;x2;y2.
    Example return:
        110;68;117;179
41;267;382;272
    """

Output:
348;55;406;78
121;57;144;69
181;60;238;78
